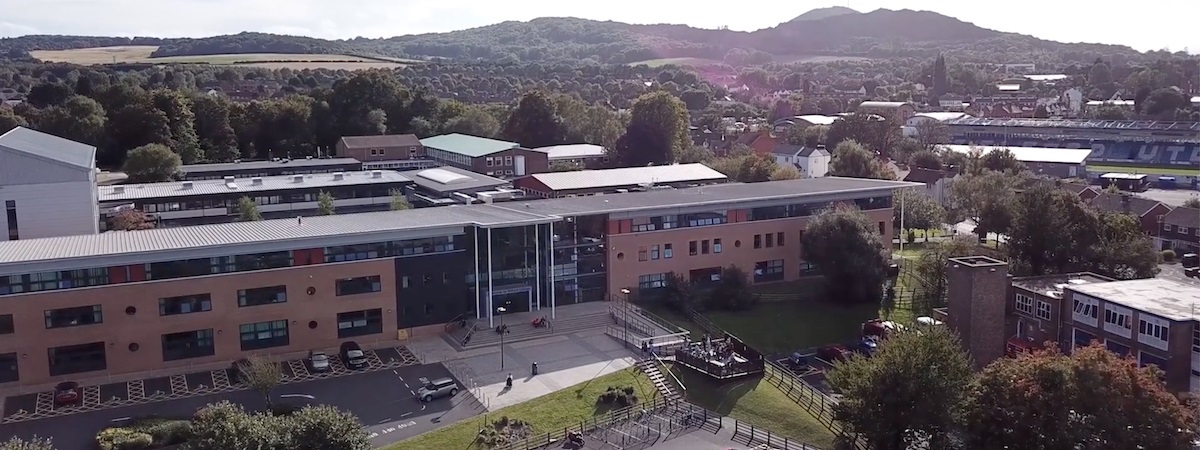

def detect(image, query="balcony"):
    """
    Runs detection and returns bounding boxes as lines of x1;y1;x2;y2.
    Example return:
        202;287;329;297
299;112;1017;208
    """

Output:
670;335;764;380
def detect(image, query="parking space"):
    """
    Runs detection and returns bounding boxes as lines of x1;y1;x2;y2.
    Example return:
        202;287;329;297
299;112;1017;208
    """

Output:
1;345;423;424
774;354;836;396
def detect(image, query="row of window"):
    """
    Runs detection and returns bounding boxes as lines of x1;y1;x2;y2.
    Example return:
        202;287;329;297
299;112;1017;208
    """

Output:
690;239;723;256
485;155;516;167
182;167;360;181
1163;223;1198;236
747;196;892;222
636;259;789;290
753;233;785;249
136;186;401;214
426;148;472;167
630;212;728;232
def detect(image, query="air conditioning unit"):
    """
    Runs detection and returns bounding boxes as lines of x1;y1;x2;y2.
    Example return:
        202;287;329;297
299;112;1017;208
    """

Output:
223;176;235;183
181;181;194;190
292;175;304;183
113;186;125;194
371;170;383;178
251;177;263;186
333;172;345;181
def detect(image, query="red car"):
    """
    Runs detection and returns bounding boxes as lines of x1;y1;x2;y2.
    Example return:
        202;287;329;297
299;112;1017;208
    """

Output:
817;344;852;363
54;381;81;406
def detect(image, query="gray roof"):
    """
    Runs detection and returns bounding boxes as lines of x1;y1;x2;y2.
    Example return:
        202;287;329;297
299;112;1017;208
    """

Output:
770;144;804;156
1163;206;1200;230
526;164;727;192
1069;278;1200;322
1087;193;1166;217
181;158;362;174
99;171;412;202
339;134;420;149
398;166;508;194
420;133;520;158
797;147;830;157
0;126;96;170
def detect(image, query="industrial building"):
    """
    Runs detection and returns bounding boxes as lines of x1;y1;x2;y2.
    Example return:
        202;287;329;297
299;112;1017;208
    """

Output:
420;134;549;178
0;176;912;387
0;127;100;242
941;144;1092;179
335;134;437;171
512;164;728;198
398;166;516;206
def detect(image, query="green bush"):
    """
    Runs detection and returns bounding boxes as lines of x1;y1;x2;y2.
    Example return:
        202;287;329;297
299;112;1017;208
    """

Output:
1162;249;1176;263
137;419;193;445
596;386;639;408
95;428;152;450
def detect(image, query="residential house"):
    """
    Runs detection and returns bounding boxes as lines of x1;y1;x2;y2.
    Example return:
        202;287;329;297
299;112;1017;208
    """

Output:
769;145;830;178
419;134;549;178
734;131;777;155
1162;206;1200;254
1086;193;1173;237
902;167;953;205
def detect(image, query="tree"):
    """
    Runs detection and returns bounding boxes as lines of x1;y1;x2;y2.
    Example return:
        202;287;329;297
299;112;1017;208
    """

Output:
908;149;942;170
910;236;976;297
614;91;690;167
0;108;28;135
931;54;948;97
704;265;756;311
801;203;888;304
1141;87;1190;118
502;91;567;148
1087;211;1160;279
189;401;284;450
239;354;282;408
828;140;893;180
948;171;1022;239
238;196;263;222
191;95;239;162
36;95;106;145
1007;184;1098;275
827;112;901;159
111;209;154;231
894;188;945;238
980;148;1024;174
769;164;801;180
913;120;949;150
389;189;412;211
104;101;173;166
288;405;371;450
151;89;204;163
317;191;335;215
0;436;55;450
122;143;181;183
965;343;1197;450
443;106;501;138
828;326;972;450
1184;198;1200;209
709;153;778;182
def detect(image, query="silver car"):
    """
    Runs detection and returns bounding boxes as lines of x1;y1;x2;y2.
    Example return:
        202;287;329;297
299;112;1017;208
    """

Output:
308;352;330;372
416;377;458;402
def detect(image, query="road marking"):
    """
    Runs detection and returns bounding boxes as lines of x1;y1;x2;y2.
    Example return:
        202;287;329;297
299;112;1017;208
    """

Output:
400;412;412;418
280;393;315;400
110;417;131;423
410;390;415;395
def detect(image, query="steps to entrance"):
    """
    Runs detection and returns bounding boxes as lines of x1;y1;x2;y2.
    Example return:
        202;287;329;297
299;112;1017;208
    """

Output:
639;358;681;402
457;311;615;350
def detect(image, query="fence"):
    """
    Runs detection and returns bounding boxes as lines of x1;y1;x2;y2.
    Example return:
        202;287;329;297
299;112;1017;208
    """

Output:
733;419;819;450
493;397;714;450
444;361;490;411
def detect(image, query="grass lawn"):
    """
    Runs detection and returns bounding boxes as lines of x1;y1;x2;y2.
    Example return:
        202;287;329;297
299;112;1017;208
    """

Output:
704;302;878;354
1087;164;1200;177
665;364;837;449
387;367;657;450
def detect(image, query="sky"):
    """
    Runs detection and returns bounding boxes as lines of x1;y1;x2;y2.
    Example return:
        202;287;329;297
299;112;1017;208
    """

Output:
0;0;1197;54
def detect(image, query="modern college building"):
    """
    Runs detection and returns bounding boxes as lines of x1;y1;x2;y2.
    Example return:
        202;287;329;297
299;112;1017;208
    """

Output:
0;127;101;242
0;177;909;387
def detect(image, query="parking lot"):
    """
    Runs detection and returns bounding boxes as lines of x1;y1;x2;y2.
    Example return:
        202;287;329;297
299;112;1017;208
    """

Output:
2;345;420;424
773;354;835;396
1159;264;1200;286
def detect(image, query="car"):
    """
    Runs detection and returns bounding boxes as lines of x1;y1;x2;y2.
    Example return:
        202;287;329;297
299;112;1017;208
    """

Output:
54;381;81;406
855;338;878;356
308;351;331;373
416;377;459;402
340;341;368;370
817;344;851;363
1181;253;1198;269
1186;267;1198;279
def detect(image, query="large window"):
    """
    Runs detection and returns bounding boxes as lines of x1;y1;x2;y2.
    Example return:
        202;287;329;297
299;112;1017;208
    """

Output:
5;200;18;241
0;314;12;335
146;251;292;280
337;309;384;338
44;305;102;329
0;353;16;383
754;260;785;283
638;273;668;289
1;269;109;295
1103;304;1133;337
1139;351;1168;372
336;276;382;296
162;329;216;361
239;320;289;351
238;286;287;307
1072;296;1098;325
159;294;212;316
1138;316;1170;351
48;342;106;376
1036;301;1052;320
1014;294;1034;315
1073;328;1096;348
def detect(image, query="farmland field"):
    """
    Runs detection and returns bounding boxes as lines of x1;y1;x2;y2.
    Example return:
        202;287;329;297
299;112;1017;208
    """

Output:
30;46;416;70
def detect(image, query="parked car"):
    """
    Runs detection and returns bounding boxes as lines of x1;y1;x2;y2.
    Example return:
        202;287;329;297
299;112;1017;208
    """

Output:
308;351;330;373
1182;253;1199;269
817;344;851;363
862;319;906;339
340;341;368;369
855;338;878;357
916;316;944;326
416;377;459;402
54;381;81;406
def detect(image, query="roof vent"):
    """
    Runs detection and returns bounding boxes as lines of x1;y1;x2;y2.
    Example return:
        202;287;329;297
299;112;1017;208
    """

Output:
371;170;383;178
333;172;345;181
223;176;235;183
181;181;194;190
113;186;125;194
292;175;304;183
251;177;263;186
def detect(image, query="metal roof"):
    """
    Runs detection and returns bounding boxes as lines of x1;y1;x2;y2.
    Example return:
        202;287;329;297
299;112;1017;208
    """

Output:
420;134;520;158
99;171;412;202
398;165;507;194
181;158;362;174
533;144;606;160
945;117;1200;132
941;144;1092;165
526;164;728;192
912;112;970;122
338;134;420;149
0;126;96;170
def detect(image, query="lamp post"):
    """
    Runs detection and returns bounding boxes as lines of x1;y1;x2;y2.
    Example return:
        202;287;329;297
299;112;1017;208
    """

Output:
497;306;507;369
620;288;631;349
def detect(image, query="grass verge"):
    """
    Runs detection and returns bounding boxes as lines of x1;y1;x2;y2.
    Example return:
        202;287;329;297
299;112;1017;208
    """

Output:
386;367;656;450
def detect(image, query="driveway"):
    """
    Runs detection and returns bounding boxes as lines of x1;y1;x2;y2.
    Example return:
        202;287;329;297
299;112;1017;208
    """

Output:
1159;264;1200;286
0;363;484;449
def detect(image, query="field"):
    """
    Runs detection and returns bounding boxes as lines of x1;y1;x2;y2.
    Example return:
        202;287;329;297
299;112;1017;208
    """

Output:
629;57;724;67
30;45;415;70
1087;164;1200;177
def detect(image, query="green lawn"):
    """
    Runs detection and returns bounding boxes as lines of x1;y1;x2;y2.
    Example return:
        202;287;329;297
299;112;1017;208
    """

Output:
666;364;837;449
704;302;879;354
1087;164;1200;177
386;368;657;450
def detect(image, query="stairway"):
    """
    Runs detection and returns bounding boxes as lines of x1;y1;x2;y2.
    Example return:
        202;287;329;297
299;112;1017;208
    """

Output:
639;357;681;402
458;311;615;349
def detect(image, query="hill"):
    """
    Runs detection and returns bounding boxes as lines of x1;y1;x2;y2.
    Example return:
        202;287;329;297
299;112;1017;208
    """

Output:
790;6;859;22
1;9;1146;65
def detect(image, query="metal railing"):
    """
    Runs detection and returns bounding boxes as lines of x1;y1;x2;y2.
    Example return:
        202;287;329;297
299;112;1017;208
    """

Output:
493;397;710;450
733;419;820;450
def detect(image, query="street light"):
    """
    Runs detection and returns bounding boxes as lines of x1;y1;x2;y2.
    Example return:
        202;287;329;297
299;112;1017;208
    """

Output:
620;288;631;349
497;306;507;369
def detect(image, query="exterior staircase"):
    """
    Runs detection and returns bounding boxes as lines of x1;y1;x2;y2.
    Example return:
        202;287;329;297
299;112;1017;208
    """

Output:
639;357;681;402
455;310;615;350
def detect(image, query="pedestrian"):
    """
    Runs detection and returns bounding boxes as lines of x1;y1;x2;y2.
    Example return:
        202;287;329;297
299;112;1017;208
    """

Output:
532;361;539;376
506;373;513;388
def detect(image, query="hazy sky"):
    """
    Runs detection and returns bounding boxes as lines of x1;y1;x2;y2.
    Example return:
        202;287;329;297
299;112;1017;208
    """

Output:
0;0;1196;54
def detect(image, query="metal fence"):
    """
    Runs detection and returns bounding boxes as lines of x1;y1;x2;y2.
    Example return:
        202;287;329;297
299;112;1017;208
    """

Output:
493;397;713;450
733;419;820;450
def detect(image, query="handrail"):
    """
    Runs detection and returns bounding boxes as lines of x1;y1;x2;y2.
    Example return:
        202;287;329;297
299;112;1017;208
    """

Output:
444;313;467;333
650;351;687;393
493;396;682;450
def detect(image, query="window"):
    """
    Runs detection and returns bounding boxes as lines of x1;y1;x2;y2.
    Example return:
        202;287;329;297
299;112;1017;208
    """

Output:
754;234;762;249
1164;224;1173;232
765;233;774;248
504;156;513;166
1193;326;1200;354
649;245;660;260
1105;340;1130;356
1072;295;1098;326
1104;304;1133;337
486;157;494;167
638;273;668;289
0;314;11;334
336;276;382;296
878;222;886;235
638;247;648;261
1;268;109;295
0;353;16;383
239;320;289;350
162;329;216;361
754;260;785;283
159;294;212;316
337;309;384;338
713;239;723;254
1139;351;1168;372
1014;294;1034;315
45;305;102;329
777;232;785;246
48;342;106;376
1181;227;1191;234
4;200;16;241
238;285;287;307
689;241;698;256
1036;301;1052;320
663;244;673;259
1138;316;1170;351
1073;328;1097;348
701;240;710;254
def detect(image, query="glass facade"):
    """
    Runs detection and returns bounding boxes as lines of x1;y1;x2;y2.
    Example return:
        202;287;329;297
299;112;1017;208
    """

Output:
471;224;552;318
551;214;608;305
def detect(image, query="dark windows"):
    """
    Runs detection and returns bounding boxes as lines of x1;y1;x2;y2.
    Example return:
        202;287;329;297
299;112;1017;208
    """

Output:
159;294;212;316
765;233;774;248
145;251;292;280
239;320;289;351
44;305;102;329
1139;351;1168;371
777;232;785;246
754;260;785;283
0;353;16;383
238;285;287;307
162;329;216;361
48;342;106;376
701;240;710;254
5;200;16;241
683;212;726;227
638;273;668;289
689;241;698;256
0;314;12;334
1;269;109;295
649;245;660;260
663;244;673;259
335;276;382;296
753;234;762;249
878;222;886;235
337;309;384;338
638;247;648;261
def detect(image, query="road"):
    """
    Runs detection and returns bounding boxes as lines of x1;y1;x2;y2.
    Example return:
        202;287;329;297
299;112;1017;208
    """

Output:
0;363;483;449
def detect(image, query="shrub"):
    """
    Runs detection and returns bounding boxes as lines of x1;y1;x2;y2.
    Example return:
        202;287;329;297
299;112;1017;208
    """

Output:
137;419;193;445
596;386;640;408
1162;249;1176;263
95;428;152;450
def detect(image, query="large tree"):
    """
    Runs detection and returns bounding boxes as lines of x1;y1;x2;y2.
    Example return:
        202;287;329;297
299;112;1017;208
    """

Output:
965;343;1197;450
949;170;1023;239
191;94;239;162
0;108;29;135
828;140;894;180
826;112;902;159
36;95;106;146
122;143;181;183
894;188;945;238
151;89;204;163
502;91;566;148
1007;185;1096;275
910;236;977;298
613;91;690;167
828;326;972;450
801;203;889;304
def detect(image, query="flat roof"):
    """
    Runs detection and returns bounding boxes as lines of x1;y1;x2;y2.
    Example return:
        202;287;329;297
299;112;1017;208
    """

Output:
398;166;507;194
1069;278;1200;322
1013;273;1113;296
945;117;1200;132
533;144;606;160
420;134;520;158
526;164;727;192
941;144;1092;165
181;158;362;174
912;112;970;122
99;171;412;202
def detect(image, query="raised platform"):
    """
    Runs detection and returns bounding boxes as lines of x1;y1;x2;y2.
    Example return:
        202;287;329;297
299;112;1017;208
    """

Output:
448;302;616;350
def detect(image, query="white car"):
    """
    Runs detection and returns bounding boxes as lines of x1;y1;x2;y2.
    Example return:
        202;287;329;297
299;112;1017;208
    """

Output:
308;352;331;372
916;316;943;326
